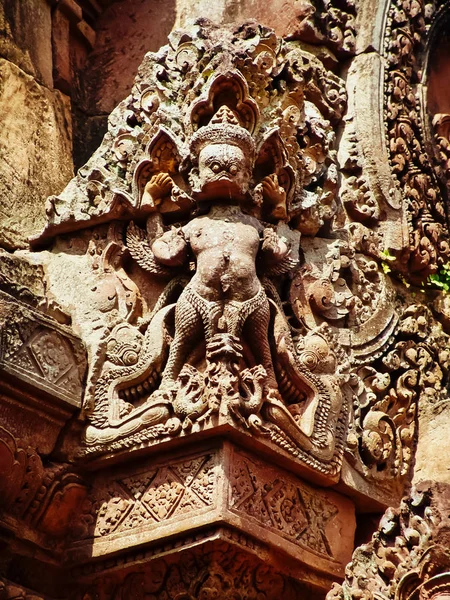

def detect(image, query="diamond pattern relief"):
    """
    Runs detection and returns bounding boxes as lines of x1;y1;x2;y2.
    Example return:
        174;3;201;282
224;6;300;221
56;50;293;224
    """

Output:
119;502;156;530
94;483;134;537
264;481;308;540
170;457;207;486
229;451;339;556
189;457;215;505
175;486;207;514
142;467;185;521
121;471;157;499
90;455;216;538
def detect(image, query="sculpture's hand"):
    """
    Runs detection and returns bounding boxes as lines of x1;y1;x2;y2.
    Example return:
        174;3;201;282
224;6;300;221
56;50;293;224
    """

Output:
152;226;188;267
262;227;289;260
261;174;287;219
143;172;173;205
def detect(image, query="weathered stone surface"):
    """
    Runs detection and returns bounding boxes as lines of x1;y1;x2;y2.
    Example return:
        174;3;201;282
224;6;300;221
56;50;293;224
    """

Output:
51;6;72;95
3;1;450;598
0;0;53;87
174;0;357;55
31;18;450;508
0;59;73;250
0;249;46;305
39;22;356;483
354;0;387;54
77;0;177;117
340;52;407;256
414;405;450;485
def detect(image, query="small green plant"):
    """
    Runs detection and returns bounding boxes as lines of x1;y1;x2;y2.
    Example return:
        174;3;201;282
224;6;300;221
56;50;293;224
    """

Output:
381;261;391;274
380;248;396;275
428;263;450;292
399;275;410;288
380;249;396;261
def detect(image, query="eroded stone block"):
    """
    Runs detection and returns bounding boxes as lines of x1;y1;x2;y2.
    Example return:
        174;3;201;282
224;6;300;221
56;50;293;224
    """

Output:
0;59;73;250
0;0;53;87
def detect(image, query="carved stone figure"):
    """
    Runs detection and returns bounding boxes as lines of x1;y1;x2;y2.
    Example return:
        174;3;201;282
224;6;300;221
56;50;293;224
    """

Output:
84;102;348;472
33;19;446;491
57;23;352;476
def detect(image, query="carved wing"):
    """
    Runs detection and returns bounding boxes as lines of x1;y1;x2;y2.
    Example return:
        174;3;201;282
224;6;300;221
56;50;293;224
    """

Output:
126;221;173;278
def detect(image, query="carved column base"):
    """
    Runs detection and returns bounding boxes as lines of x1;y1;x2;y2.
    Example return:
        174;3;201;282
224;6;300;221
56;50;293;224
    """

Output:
68;440;355;596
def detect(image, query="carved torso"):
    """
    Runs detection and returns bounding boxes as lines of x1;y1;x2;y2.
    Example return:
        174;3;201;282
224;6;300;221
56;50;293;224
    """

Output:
185;206;262;301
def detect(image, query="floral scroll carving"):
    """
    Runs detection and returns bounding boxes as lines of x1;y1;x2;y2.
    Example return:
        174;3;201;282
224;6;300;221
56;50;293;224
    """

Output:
77;542;313;600
384;0;450;283
327;483;450;600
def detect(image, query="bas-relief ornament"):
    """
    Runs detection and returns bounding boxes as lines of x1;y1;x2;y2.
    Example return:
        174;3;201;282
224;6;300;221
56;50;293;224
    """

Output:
75;541;318;600
73;453;217;541
43;21;352;478
229;448;341;557
69;446;352;570
431;113;450;201
33;19;443;490
383;0;450;283
0;578;46;600
0;426;44;518
0;426;87;538
346;304;450;481
0;290;86;406
327;483;450;600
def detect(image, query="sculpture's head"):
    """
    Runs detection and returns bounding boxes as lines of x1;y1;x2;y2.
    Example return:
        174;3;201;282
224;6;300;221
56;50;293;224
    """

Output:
189;106;255;202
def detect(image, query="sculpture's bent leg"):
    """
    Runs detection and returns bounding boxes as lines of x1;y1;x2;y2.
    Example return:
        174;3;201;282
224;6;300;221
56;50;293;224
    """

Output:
243;298;278;389
160;288;204;388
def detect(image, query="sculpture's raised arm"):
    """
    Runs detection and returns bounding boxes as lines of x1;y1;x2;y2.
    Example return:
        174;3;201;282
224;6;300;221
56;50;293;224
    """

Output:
260;226;299;276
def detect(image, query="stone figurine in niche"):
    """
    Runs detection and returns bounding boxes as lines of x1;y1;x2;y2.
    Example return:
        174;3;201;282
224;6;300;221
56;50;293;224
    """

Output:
146;107;291;399
85;104;348;472
52;21;371;478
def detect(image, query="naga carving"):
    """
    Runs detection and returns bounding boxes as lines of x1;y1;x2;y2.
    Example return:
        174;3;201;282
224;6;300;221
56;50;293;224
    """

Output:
84;102;349;475
34;20;442;487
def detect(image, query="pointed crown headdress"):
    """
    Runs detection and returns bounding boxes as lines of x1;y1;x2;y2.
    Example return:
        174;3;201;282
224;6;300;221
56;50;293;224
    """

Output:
189;105;256;163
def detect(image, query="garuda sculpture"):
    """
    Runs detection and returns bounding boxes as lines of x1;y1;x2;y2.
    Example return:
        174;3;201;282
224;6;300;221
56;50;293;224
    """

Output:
39;21;434;485
83;100;348;475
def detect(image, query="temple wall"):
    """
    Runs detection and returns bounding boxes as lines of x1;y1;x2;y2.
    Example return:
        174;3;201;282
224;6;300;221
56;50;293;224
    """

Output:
2;0;450;598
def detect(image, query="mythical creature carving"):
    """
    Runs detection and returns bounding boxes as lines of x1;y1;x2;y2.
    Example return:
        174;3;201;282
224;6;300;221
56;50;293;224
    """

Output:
48;21;355;477
85;103;349;475
35;20;441;488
